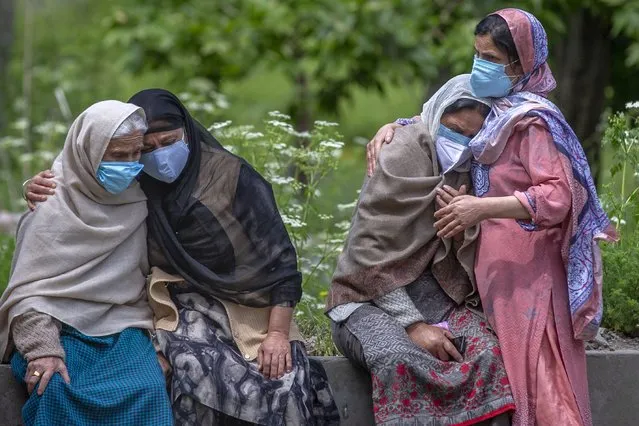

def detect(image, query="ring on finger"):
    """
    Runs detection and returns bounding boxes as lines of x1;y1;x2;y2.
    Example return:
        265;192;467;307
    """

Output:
32;370;41;378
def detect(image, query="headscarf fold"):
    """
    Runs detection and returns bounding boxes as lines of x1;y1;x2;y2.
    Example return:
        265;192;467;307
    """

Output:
0;101;152;360
327;75;489;311
469;9;617;340
128;89;302;307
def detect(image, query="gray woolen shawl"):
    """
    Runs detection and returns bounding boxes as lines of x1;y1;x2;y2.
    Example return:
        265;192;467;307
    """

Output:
0;100;153;361
327;74;490;312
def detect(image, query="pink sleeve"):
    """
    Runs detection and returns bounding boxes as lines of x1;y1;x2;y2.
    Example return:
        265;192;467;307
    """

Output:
513;123;571;228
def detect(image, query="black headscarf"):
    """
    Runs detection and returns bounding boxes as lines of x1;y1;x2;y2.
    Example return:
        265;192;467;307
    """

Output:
128;89;302;307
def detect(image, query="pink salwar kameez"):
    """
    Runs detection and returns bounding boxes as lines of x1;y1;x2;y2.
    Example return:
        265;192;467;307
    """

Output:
467;9;616;425
473;118;589;426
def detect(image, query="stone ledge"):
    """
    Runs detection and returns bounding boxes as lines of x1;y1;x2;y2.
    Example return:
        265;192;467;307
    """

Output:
2;351;639;425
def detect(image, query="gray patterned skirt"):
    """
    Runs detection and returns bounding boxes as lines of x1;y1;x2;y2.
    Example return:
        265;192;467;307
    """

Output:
156;288;339;426
332;272;515;425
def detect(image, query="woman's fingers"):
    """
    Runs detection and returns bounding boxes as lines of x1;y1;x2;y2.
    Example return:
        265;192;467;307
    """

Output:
443;340;463;363
437;219;461;238
436;346;450;362
436;189;455;205
26;192;47;202
32;176;56;191
443;224;466;239
458;185;468;195
367;142;375;177
37;369;54;395
261;352;272;378
434;212;456;230
257;348;263;371
370;142;378;175
276;352;286;378
384;128;394;143
26;374;39;395
433;204;453;219
58;364;71;384
285;350;293;373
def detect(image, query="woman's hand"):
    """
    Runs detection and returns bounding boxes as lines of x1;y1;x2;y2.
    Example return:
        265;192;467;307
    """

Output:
406;322;463;362
436;185;467;209
366;122;401;176
156;352;172;378
25;356;70;395
24;170;56;211
434;195;486;239
257;331;292;379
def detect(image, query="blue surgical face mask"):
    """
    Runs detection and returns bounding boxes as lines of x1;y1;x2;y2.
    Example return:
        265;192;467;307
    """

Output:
96;161;144;194
140;140;190;183
470;56;514;98
435;124;472;174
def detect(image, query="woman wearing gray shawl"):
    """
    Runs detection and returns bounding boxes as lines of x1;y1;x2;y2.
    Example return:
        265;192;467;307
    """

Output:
0;101;172;426
327;75;514;425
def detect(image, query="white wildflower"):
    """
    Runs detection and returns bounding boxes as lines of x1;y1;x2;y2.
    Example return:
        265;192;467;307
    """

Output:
215;96;230;110
34;122;67;135
318;214;333;221
610;216;620;224
37;151;56;162
320;140;344;150
208;121;232;131
272;143;288;151
245;132;264;140
0;137;25;149
19;153;34;163
268;111;291;120
337;200;357;211
626;101;639;109
270;176;295;185
314;120;339;128
12;118;28;131
266;120;293;130
281;214;307;229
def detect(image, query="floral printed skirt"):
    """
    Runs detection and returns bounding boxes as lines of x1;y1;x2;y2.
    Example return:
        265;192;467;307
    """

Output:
338;304;515;425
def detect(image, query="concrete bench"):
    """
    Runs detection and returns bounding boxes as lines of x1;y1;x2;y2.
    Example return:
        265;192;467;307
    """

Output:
3;351;639;425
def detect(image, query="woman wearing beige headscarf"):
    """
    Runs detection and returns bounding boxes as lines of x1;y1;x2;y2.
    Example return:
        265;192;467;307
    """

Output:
327;75;514;425
0;101;172;426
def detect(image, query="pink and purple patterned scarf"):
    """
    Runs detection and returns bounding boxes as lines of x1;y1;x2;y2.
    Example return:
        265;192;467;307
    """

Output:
469;8;617;340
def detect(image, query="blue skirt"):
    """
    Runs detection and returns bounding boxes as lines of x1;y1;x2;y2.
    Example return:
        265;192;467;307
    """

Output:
11;326;173;426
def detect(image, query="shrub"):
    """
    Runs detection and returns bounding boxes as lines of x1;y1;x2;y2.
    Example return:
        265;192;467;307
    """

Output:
600;102;639;335
0;235;15;294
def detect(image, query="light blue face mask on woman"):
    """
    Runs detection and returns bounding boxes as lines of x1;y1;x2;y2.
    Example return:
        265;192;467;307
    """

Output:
435;124;473;174
96;161;144;194
140;140;190;183
470;56;514;98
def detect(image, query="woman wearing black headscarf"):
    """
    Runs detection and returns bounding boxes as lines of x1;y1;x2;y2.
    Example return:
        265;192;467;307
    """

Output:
25;89;339;425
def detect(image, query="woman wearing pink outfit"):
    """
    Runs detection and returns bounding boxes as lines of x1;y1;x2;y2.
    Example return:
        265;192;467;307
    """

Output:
367;8;616;426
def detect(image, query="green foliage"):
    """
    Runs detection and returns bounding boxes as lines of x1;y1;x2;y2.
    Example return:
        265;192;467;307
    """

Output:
602;235;639;336
0;235;14;294
102;0;485;128
600;101;639;335
215;112;352;354
601;102;639;234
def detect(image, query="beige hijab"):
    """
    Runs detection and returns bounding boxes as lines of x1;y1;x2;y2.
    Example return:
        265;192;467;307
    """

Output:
327;75;488;311
0;100;153;360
